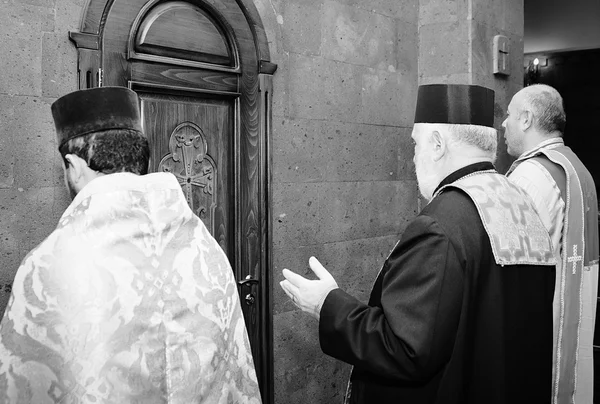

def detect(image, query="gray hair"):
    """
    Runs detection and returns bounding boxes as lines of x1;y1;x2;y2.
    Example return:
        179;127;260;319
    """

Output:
445;124;498;160
520;84;566;134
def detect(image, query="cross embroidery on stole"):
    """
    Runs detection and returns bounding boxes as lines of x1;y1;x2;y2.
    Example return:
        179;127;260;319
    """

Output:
567;244;583;274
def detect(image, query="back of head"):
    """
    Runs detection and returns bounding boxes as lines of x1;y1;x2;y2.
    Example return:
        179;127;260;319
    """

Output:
520;84;566;135
52;87;150;175
446;124;498;161
414;84;497;160
59;129;150;175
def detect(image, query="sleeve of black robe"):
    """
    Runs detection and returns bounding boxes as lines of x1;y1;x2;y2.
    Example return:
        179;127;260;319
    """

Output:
319;213;464;382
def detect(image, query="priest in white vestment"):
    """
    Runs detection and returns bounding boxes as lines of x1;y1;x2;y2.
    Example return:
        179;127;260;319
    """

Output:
0;87;261;404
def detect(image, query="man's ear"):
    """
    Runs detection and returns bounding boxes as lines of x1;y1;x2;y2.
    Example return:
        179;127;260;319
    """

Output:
520;109;534;131
431;130;446;161
64;154;88;182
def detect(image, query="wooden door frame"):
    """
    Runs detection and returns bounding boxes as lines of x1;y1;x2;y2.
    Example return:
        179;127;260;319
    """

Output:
67;0;276;402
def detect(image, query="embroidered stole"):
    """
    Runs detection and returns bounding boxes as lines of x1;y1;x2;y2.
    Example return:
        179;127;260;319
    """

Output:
509;144;599;404
439;171;555;266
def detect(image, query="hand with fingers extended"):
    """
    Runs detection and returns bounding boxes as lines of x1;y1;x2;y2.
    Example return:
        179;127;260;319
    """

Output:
280;256;339;319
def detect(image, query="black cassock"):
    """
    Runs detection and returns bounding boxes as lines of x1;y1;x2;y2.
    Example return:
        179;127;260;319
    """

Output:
319;163;555;404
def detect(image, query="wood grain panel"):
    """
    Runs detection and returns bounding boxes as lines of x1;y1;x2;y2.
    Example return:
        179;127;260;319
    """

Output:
79;0;271;64
134;1;232;65
136;89;234;254
131;61;239;93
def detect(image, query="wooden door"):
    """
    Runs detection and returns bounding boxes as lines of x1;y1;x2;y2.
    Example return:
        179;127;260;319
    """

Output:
140;93;233;251
69;0;276;401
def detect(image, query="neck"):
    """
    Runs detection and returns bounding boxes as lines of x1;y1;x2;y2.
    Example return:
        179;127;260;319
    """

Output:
441;153;493;180
523;129;562;152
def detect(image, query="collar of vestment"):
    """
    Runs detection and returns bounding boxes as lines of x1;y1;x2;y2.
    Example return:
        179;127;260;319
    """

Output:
433;161;495;196
509;137;564;171
436;168;556;266
63;172;182;219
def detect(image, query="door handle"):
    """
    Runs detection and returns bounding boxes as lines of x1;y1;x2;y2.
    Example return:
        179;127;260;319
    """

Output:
238;274;259;287
238;276;258;306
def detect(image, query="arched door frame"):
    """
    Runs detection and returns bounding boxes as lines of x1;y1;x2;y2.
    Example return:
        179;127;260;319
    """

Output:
68;0;276;402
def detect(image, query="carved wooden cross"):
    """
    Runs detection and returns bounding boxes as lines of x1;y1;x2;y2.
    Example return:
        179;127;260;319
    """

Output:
159;122;216;222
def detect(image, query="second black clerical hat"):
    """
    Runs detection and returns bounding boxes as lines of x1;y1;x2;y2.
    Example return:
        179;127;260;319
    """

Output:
51;86;144;147
414;84;495;128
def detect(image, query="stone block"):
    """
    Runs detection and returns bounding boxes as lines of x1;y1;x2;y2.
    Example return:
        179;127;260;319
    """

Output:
54;0;86;33
471;0;525;36
0;200;19;268
397;127;417;180
285;358;348;403
288;54;417;125
324;123;402;181
272;180;417;248
271;52;289;119
272;182;323;248
419;21;470;79
419;0;469;25
507;34;524;85
0;2;54;96
42;33;78;98
419;73;472;86
272;118;330;183
503;0;524;36
471;23;493;81
319;181;417;242
272;234;399;314
321;2;397;69
471;23;524;87
347;0;418;22
273;311;321;392
272;118;403;184
471;0;503;30
396;21;419;79
287;54;362;122
0;128;15;189
0;184;70;315
0;186;69;252
358;68;417;126
0;95;64;188
282;0;323;56
273;311;351;403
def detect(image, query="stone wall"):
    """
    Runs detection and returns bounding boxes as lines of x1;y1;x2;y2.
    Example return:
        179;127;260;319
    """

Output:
254;0;419;401
0;0;83;310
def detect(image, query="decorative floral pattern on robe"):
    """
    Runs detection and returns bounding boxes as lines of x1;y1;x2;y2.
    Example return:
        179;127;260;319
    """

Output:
0;172;261;404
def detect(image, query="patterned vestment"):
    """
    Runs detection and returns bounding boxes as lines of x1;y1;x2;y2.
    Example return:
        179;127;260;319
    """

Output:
508;138;599;404
0;172;261;404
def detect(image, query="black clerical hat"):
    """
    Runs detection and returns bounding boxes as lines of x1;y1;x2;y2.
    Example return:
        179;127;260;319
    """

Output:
414;84;495;128
51;86;144;147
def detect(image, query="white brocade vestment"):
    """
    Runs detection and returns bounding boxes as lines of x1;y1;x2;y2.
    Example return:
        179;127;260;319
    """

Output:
0;172;261;404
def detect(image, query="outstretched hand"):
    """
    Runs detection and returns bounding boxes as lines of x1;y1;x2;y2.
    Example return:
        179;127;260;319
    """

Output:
280;256;338;319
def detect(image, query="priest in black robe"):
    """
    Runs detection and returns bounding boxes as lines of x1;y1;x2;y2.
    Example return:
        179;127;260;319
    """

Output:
280;84;556;404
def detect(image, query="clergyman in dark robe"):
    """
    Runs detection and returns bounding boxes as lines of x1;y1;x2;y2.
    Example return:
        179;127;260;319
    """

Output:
280;84;557;404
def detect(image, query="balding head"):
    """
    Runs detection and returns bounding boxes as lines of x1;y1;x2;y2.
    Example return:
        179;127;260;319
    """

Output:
502;84;565;157
518;84;566;135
